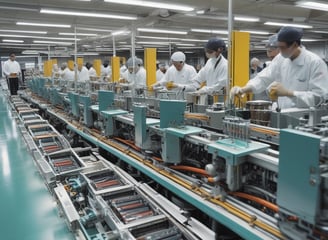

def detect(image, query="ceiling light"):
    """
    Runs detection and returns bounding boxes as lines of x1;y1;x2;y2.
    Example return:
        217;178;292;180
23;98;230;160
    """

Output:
76;27;112;32
191;28;228;34
136;41;170;45
0;34;79;41
312;30;328;34
302;38;326;42
175;43;196;46
240;30;270;35
137;28;187;35
112;30;130;36
40;8;137;20
33;40;74;45
264;21;313;29
104;0;194;12
2;39;24;43
296;1;328;11
59;32;98;36
17;22;71;28
0;29;47;34
235;16;260;22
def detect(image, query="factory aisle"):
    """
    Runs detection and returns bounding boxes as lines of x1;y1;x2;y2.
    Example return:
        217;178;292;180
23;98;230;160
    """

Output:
0;89;75;240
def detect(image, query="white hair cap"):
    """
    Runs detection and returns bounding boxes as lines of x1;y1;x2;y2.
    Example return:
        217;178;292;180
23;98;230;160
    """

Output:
171;51;186;62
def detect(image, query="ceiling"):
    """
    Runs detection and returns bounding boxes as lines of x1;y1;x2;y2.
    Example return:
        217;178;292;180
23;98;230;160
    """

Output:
0;0;328;57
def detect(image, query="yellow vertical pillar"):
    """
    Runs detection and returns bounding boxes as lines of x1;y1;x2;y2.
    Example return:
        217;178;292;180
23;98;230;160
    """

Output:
77;57;84;67
68;60;74;71
51;58;58;65
43;60;52;77
144;48;156;87
231;31;250;106
111;56;120;82
93;59;101;77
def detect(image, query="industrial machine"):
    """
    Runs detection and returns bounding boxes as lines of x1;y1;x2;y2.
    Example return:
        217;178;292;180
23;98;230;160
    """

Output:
11;76;328;240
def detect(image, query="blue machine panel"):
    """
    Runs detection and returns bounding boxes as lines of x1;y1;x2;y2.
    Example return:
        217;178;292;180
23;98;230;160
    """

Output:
277;129;321;224
159;100;186;129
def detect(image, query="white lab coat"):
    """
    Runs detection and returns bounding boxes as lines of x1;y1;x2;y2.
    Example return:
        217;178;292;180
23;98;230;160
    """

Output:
88;67;97;78
191;55;228;94
3;59;21;77
158;63;197;99
121;67;147;89
101;65;111;77
156;69;165;82
78;66;90;82
247;48;328;109
60;68;74;81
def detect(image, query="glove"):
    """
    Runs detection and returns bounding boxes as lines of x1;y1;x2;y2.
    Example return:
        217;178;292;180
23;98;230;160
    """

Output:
196;87;208;95
229;86;243;99
269;82;293;97
152;82;160;88
166;81;178;90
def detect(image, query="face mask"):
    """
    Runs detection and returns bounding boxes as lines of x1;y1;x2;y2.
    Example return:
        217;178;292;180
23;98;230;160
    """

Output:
103;64;108;67
281;45;295;59
206;52;216;59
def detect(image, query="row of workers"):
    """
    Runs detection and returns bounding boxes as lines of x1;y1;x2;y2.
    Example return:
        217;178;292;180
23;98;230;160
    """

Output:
49;25;328;110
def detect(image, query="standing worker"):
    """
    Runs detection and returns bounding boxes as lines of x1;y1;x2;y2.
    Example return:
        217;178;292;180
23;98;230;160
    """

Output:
230;26;328;109
152;51;197;99
192;38;228;96
3;53;21;95
263;34;280;67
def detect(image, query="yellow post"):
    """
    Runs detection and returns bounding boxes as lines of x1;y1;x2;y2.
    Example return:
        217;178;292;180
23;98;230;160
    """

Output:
93;59;102;77
77;57;84;67
144;48;157;87
231;31;250;106
111;56;120;82
68;60;74;71
43;60;52;77
51;58;58;65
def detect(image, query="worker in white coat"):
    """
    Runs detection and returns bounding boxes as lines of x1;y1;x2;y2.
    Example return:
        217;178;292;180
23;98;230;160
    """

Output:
230;26;328;109
101;60;111;81
59;63;74;81
86;62;97;80
191;38;228;95
3;53;21;95
152;51;197;99
120;57;147;91
77;63;90;82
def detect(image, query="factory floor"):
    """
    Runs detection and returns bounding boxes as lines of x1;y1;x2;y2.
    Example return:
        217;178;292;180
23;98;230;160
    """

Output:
0;88;75;240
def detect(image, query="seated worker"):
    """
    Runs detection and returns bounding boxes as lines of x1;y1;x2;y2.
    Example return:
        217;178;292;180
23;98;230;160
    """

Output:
152;51;197;100
120;57;147;91
230;26;328;109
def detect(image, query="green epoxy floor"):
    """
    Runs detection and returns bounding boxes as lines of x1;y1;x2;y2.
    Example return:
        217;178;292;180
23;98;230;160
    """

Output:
0;89;75;240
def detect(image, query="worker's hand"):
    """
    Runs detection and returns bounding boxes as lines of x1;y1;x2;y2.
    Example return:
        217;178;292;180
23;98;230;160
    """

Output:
151;82;161;88
269;82;293;97
166;81;178;90
195;87;208;95
229;86;244;99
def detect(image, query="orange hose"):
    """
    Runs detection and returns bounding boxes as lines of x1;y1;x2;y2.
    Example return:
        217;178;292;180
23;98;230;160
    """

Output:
114;137;141;152
229;192;279;212
170;165;209;177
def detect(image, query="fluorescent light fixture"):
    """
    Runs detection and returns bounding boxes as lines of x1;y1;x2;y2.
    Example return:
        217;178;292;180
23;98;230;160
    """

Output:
0;29;47;34
302;38;326;42
191;28;228;34
175;43;196;46
17;22;71;28
76;27;112;32
33;40;74;45
104;0;194;11
112;30;130;36
137;35;208;42
296;1;328;11
2;39;24;43
73;52;99;56
235;16;260;22
240;30;270;35
0;34;79;41
137;28;187;35
264;21;312;29
312;30;328;34
59;32;98;36
40;8;137;20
